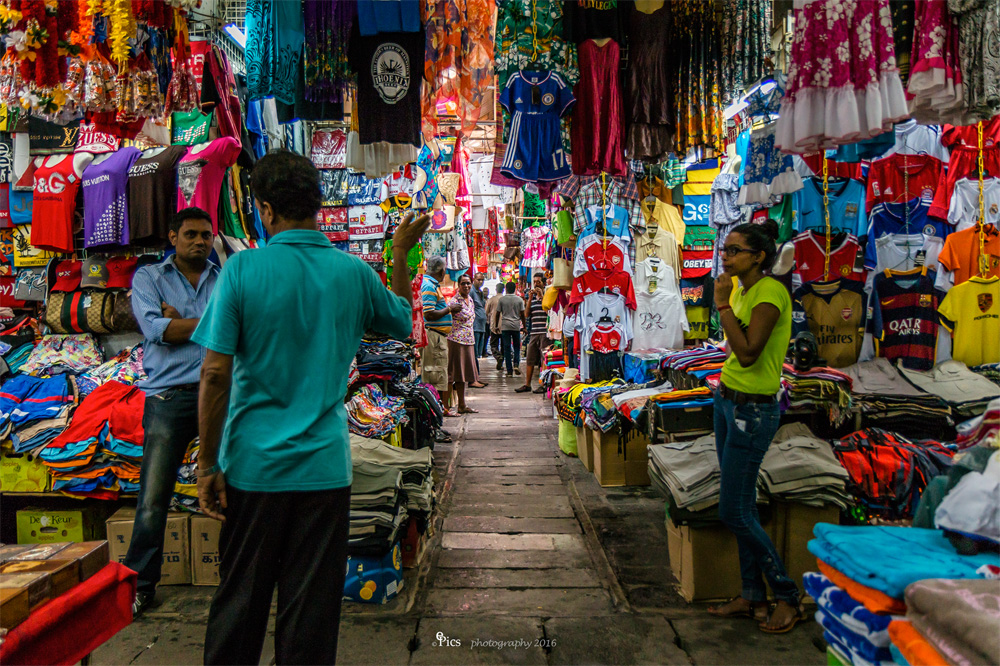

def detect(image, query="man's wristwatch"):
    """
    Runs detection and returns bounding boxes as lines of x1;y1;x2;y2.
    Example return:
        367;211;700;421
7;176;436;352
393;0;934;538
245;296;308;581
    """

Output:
197;463;221;477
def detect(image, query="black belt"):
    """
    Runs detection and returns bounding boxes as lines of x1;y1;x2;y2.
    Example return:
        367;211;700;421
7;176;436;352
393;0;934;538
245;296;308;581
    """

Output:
718;382;776;405
170;383;200;392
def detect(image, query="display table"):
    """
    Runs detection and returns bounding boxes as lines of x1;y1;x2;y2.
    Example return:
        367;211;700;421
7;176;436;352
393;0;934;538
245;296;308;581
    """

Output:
1;562;136;666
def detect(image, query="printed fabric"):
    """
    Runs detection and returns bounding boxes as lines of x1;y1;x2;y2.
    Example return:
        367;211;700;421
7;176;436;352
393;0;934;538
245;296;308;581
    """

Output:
739;121;802;205
447;294;476;345
521;225;551;268
19;334;104;376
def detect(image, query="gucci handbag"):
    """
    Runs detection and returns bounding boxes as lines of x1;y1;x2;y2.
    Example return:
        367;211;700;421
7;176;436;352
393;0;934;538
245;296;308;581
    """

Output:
44;290;116;334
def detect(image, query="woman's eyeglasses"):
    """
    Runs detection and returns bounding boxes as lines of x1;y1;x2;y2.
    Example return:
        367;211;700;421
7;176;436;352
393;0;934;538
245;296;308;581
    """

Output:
719;246;758;258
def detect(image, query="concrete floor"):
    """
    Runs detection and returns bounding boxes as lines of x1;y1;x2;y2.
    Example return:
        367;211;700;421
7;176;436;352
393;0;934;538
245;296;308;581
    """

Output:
93;362;826;665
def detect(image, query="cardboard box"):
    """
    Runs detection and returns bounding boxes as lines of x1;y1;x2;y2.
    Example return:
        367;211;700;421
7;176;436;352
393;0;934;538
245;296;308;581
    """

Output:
106;508;191;585
53;541;109;581
593;428;651;487
576;426;594;472
0;571;51;610
0;585;30;629
190;515;222;586
344;543;403;604
9;542;71;561
772;502;841;589
16;508;100;544
0;453;50;492
1;559;78;597
0;544;33;564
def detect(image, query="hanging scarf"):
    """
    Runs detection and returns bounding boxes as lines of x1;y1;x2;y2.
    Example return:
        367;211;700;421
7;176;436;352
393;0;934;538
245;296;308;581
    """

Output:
303;0;355;103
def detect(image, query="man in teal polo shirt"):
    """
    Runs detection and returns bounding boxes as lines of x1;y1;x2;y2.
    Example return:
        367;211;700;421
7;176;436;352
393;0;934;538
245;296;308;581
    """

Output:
192;150;430;665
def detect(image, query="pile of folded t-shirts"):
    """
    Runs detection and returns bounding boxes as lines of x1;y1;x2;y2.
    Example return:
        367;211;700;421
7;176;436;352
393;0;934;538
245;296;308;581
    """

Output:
77;345;145;397
612;380;673;424
347;384;409;439
352;434;433;515
19;334;104;376
804;572;894;666
354;338;415;383
888;578;1000;666
350;456;408;556
833;428;954;520
659;346;726;389
3;343;36;375
758;423;852;509
554;379;622;427
384;381;444;449
0;374;77;453
972;362;1000;387
898;360;1000;420
37;380;144;495
781;364;853;427
841;359;954;435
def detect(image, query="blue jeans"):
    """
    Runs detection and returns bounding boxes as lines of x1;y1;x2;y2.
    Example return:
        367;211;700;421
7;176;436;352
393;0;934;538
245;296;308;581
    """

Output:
474;331;488;358
124;388;200;595
713;391;799;604
501;330;520;374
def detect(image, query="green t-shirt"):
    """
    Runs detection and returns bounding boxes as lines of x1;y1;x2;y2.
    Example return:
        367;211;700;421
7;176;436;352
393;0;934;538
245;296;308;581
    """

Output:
171;109;213;146
191;230;412;492
720;276;791;395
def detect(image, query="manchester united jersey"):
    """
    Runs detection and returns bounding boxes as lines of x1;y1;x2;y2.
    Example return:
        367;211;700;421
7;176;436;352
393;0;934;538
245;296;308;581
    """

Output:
792;230;865;285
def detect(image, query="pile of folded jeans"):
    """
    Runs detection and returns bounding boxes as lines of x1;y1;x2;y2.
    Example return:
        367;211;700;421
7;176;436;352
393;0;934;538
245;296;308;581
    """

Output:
757;423;852;509
898;360;1000;420
833;428;954;520
890;578;1000;666
841;359;955;436
36;381;144;495
781;365;853;427
352;434;433;514
0;374;77;453
350;455;409;556
347;384;409;439
76;345;146;397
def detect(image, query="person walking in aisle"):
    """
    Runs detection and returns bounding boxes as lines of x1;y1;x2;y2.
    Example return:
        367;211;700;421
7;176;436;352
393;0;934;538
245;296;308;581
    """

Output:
420;256;461;417
517;274;550;393
706;220;803;634
471;272;489;360
485;287;503;370
193;150;430;665
497;281;525;377
448;274;484;412
125;207;218;618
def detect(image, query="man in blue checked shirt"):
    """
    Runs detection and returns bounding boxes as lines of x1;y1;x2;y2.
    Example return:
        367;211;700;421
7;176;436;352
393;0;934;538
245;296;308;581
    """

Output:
124;206;218;618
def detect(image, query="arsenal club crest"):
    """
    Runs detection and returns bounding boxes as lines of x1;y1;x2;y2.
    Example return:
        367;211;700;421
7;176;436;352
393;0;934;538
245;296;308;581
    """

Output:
841;307;853;321
979;293;994;313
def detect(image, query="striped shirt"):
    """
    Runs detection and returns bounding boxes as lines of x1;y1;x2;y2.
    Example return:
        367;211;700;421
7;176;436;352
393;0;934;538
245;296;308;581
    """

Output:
421;274;451;334
132;255;219;395
528;297;547;336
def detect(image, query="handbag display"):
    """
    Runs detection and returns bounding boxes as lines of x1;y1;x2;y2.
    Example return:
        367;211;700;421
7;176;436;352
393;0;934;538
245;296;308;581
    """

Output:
44;290;116;334
111;289;139;332
552;257;573;289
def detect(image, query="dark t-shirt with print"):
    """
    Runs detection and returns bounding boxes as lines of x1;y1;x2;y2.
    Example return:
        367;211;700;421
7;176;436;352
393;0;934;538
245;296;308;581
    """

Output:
348;29;424;147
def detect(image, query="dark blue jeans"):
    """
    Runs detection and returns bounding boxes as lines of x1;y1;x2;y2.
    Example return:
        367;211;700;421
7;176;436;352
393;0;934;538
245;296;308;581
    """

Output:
474;331;488;359
124;388;200;595
713;391;799;604
501;330;520;374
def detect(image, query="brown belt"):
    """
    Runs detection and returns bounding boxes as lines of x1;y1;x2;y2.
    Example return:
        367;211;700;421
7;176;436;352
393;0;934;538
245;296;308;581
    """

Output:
718;382;776;405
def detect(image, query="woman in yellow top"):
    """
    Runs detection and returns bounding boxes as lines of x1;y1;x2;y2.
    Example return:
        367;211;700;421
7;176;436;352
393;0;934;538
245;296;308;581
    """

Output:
707;220;802;633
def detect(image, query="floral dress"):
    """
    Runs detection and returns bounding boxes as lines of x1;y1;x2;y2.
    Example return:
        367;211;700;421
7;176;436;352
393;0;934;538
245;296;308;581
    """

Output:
447;295;476;345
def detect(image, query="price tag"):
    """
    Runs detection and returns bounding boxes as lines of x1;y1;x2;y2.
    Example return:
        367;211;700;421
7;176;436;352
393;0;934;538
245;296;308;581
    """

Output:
649;277;658;293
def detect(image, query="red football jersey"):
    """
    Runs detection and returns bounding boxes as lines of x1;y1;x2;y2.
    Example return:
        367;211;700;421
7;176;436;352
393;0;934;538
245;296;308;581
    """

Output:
589;324;628;353
866;153;943;209
581;236;629;274
793;231;865;284
570;271;637;309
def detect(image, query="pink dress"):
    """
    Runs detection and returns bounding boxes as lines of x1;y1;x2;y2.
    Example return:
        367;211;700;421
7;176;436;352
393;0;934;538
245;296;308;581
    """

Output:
776;0;909;154
571;39;627;177
907;0;965;124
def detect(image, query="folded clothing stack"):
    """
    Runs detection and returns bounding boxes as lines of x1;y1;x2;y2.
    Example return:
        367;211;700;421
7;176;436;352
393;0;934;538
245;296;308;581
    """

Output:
899;360;1000;420
649;386;714;409
3;342;36;375
76;345;146;397
972;363;1000;387
804;573;895;666
842;359;954;436
781;364;853;427
346;384;409;439
659;346;726;389
0;374;77;452
355;338;416;383
758;423;852;509
384;381;444;449
933;449;1000;546
833;429;954;520
351;434;434;514
37;381;145;495
350;458;408;556
954;397;999;449
19;334;104;376
648;435;724;515
891;578;1000;666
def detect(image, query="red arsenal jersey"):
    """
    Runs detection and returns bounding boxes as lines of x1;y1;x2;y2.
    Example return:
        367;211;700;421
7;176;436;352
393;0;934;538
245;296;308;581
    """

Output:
579;235;630;274
570;271;637;309
589;323;628;353
793;231;865;284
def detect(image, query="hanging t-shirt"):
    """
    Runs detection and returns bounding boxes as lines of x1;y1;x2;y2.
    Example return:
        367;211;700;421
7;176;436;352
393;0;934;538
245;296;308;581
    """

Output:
128;145;187;246
499;71;576;182
9;189;31;226
575;291;632;380
792;177;867;236
865;233;944;291
318;207;349;243
379;194;412;234
792;230;865;285
634;288;688;351
75;123;121;154
580;203;630;239
635;258;677;293
176;137;242;233
682;248;714;279
0;134;13;184
684;306;710;340
938;276;1000;366
347;172;383;205
13;224;55;267
27;117;80;155
875;120;950;163
564;0;625;43
171;110;214;146
347;29;424;147
348;205;385;239
937;224;1000;286
31;156;83;253
864;153;943;210
569;270;637;309
357;0;420;35
865;198;951;268
948;178;1000;232
574;234;632;276
792;279;867;368
321;169;350;206
83;147;142;247
867;267;944;371
380;164;415;200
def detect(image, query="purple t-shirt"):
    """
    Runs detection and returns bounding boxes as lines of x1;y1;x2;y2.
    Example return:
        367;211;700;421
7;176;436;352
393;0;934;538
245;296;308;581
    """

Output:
83;147;141;248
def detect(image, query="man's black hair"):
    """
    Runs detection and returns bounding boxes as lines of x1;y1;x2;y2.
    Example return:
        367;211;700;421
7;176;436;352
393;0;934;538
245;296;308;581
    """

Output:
170;207;213;234
249;150;322;222
505;282;517;294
